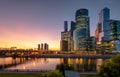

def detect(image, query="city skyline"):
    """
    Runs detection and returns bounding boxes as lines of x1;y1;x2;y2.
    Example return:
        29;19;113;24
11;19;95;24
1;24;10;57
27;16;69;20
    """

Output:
0;0;120;50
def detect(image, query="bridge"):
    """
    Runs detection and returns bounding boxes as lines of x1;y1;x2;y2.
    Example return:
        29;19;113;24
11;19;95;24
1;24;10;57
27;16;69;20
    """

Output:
0;50;53;57
0;50;115;59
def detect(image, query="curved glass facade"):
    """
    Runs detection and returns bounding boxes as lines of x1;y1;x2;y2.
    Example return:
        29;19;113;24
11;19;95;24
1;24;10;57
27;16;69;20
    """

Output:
74;28;87;51
73;9;90;52
75;9;88;20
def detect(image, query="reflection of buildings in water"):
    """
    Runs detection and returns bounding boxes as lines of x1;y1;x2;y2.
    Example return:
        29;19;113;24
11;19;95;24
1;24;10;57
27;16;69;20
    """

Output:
60;58;69;64
33;61;36;67
96;59;103;72
60;58;97;72
68;58;71;65
63;58;68;64
43;58;49;63
79;58;83;64
20;58;26;62
4;58;105;72
73;58;97;72
60;58;74;65
22;66;26;69
12;58;27;65
36;58;49;64
60;58;64;64
74;58;83;71
75;58;79;64
0;57;13;65
88;59;91;65
87;59;96;72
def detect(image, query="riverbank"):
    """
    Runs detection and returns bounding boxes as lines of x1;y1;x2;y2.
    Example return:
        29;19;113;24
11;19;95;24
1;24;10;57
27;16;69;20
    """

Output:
18;54;112;59
0;54;113;59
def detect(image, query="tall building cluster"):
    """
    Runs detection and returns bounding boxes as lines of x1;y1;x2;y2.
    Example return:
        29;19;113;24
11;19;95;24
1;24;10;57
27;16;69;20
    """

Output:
38;43;49;51
61;7;120;54
95;7;120;53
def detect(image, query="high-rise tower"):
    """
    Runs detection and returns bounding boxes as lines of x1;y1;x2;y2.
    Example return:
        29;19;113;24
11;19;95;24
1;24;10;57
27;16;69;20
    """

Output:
64;21;68;32
73;9;90;52
99;7;110;41
60;21;69;52
38;44;40;51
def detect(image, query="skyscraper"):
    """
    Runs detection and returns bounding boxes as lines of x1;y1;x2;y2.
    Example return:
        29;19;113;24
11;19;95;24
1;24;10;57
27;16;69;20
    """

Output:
64;21;68;32
41;43;43;50
95;23;103;52
38;44;40;51
44;43;49;50
70;21;76;37
109;20;120;40
69;21;76;51
95;23;102;44
95;7;120;53
60;21;69;52
87;36;96;52
73;9;90;52
99;7;110;41
95;7;110;53
109;20;120;52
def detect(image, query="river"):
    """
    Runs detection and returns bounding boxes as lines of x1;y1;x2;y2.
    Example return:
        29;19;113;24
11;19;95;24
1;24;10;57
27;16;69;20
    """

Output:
0;57;107;72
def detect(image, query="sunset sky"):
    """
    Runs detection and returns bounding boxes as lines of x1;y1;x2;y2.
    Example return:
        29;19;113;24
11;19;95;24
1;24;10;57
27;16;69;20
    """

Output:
0;0;120;50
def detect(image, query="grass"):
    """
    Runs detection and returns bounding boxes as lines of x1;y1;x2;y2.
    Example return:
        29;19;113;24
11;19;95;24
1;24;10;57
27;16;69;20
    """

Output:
0;73;100;77
0;73;41;77
80;74;100;77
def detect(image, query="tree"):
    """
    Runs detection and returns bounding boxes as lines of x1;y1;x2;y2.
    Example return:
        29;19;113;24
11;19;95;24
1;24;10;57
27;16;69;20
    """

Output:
56;63;74;76
40;70;63;77
99;55;120;77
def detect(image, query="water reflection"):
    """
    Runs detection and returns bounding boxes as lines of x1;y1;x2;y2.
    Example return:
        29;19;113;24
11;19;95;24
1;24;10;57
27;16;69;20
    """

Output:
59;58;104;72
0;57;106;72
6;58;61;71
0;57;28;69
0;57;13;65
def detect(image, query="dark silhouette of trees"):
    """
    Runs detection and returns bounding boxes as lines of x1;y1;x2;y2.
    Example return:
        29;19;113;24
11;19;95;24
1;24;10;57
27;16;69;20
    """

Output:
56;63;74;76
99;55;120;77
39;70;63;77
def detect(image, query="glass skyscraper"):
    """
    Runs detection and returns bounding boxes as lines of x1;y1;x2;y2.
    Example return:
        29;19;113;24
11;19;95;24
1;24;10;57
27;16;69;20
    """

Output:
87;36;96;51
110;20;120;40
69;21;76;51
109;20;120;52
97;7;120;53
60;21;69;52
73;9;90;52
99;7;110;41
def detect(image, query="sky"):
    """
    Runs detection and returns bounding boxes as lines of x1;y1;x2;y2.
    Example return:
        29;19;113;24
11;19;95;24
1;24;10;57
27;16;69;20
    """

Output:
0;0;120;50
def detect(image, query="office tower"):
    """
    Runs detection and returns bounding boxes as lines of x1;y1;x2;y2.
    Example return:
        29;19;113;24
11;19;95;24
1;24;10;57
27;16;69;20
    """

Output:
60;40;68;51
69;21;76;51
44;43;49;50
97;7;120;53
109;20;120;40
44;43;46;50
109;20;120;52
73;9;90;52
95;23;102;44
38;44;40;51
70;21;76;37
60;31;69;52
47;44;49;50
99;7;110;41
41;43;43;50
64;21;68;32
60;21;69;52
95;7;110;53
87;37;96;52
95;23;103;52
